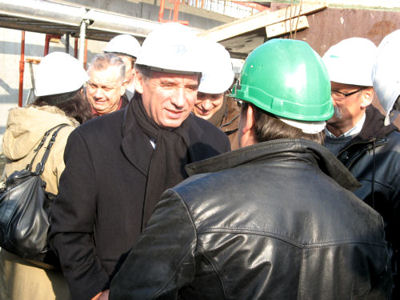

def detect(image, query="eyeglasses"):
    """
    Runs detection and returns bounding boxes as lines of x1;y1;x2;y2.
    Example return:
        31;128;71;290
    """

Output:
331;88;364;100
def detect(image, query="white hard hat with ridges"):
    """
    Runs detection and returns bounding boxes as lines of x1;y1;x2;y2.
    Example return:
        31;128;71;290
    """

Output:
198;39;234;94
372;29;400;121
136;22;203;74
34;52;88;97
322;37;377;87
104;34;141;58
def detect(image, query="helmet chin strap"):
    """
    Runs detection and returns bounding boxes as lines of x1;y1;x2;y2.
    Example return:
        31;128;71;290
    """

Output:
278;117;326;134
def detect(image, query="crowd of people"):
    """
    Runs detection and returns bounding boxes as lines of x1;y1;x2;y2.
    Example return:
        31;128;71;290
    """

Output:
0;22;399;300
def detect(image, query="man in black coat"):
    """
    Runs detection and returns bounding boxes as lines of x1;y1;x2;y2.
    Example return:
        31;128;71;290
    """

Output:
105;39;392;299
49;23;230;300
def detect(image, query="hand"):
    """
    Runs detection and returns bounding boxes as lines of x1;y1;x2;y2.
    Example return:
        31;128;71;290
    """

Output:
91;290;110;300
98;290;110;300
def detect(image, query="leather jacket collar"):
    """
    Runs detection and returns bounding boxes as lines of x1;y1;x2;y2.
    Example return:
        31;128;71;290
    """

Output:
186;138;360;191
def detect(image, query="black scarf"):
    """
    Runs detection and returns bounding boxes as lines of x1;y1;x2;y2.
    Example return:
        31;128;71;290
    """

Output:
129;95;192;228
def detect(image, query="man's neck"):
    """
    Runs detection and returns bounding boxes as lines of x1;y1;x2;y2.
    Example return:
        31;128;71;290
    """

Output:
326;124;351;137
326;114;366;138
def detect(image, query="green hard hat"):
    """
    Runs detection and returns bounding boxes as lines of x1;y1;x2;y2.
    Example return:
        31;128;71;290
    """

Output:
231;39;333;121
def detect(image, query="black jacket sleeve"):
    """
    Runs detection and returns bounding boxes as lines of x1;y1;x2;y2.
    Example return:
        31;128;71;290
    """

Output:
49;129;109;300
109;189;197;299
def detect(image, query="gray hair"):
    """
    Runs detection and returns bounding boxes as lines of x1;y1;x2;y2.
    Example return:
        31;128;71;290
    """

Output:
88;53;126;82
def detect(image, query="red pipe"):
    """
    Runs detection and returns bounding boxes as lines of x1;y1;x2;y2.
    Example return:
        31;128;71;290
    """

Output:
158;0;165;22
44;34;50;56
173;0;180;22
158;0;188;24
18;31;26;107
44;34;61;56
74;38;78;58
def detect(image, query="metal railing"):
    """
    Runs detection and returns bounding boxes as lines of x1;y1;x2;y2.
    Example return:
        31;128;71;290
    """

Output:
185;0;258;18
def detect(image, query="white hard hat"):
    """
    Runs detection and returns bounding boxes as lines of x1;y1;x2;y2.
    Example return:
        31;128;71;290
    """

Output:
322;37;377;86
34;52;88;97
198;39;234;94
136;22;202;74
372;29;400;124
104;34;141;58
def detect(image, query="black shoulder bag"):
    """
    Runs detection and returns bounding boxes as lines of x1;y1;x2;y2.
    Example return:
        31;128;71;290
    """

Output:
0;124;68;267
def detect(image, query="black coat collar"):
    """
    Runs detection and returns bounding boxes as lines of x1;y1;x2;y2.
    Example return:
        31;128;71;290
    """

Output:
120;98;153;176
356;105;397;141
120;95;209;176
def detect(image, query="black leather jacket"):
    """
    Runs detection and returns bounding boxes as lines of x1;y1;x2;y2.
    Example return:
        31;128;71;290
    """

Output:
325;105;400;295
110;139;392;299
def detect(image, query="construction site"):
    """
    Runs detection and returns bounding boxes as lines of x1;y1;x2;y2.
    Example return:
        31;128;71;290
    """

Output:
1;1;400;299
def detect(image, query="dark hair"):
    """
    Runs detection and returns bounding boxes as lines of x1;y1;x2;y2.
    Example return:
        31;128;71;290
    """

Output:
33;88;93;124
242;103;325;144
134;64;153;79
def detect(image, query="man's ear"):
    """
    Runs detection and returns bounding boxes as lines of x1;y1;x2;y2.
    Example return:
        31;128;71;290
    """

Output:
134;69;144;94
120;80;128;96
239;104;256;148
243;104;255;134
360;87;374;108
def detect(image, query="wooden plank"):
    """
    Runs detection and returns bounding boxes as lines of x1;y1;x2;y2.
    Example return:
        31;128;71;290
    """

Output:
220;30;266;58
265;15;309;38
198;3;326;42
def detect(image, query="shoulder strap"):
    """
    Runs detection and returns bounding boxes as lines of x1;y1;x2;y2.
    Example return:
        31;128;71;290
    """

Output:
27;124;69;174
26;124;66;171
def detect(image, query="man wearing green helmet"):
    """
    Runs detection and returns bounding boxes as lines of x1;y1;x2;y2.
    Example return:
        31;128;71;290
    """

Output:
105;39;392;299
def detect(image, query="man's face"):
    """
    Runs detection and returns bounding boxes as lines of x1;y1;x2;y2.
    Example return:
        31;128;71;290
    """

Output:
327;82;368;131
193;92;224;120
136;71;199;128
86;66;126;115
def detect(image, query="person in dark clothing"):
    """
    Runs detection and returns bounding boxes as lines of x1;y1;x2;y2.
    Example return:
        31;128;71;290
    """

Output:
86;53;129;116
372;29;400;298
49;23;230;300
202;95;241;149
323;37;400;297
104;39;392;300
192;40;240;149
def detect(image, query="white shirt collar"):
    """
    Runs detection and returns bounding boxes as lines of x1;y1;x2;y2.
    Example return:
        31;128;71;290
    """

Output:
325;113;366;138
150;138;156;149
